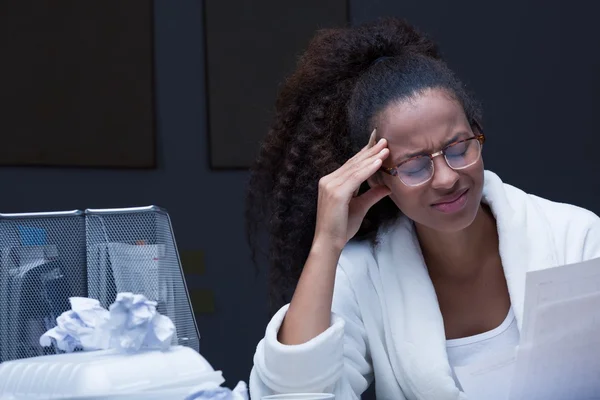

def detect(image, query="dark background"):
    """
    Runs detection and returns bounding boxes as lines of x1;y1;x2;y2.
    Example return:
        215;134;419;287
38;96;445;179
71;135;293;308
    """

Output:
204;0;348;168
0;0;598;397
0;1;156;168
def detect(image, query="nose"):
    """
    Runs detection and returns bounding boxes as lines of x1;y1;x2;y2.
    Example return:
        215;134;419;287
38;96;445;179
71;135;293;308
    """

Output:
430;155;459;191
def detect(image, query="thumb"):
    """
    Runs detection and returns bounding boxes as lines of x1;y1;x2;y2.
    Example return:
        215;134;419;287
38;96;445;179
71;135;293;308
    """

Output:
354;185;391;214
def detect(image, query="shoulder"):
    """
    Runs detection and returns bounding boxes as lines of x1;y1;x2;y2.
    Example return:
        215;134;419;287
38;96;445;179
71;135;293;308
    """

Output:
528;193;599;231
491;171;600;261
486;170;598;230
528;193;600;260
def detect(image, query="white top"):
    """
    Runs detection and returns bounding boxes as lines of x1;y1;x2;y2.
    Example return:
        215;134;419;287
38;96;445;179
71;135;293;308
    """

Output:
446;308;520;396
250;170;600;400
447;308;520;368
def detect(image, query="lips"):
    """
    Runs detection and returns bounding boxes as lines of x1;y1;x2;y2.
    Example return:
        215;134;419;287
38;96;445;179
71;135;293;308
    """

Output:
430;188;470;214
432;188;469;206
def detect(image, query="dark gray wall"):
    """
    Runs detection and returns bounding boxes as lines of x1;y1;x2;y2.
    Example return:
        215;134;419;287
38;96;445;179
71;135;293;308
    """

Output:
204;0;348;168
0;0;598;395
353;0;600;215
0;0;268;387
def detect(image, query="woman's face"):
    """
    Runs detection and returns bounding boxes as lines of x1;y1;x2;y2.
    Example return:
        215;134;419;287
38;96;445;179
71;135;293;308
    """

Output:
370;88;484;233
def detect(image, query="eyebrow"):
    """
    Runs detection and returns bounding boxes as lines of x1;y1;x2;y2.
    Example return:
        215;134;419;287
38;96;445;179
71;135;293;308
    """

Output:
392;133;467;165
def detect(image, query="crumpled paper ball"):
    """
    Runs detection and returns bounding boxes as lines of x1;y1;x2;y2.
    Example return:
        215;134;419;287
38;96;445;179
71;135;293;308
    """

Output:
39;297;110;352
107;292;176;353
40;293;175;354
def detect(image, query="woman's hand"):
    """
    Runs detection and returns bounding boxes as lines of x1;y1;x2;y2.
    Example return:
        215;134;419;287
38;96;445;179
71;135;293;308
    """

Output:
314;132;391;250
279;132;390;345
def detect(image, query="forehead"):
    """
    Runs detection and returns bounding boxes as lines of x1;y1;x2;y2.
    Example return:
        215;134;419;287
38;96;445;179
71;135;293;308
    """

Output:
375;89;470;156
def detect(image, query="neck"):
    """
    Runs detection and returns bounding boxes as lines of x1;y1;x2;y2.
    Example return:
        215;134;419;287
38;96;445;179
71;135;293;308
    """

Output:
415;204;499;281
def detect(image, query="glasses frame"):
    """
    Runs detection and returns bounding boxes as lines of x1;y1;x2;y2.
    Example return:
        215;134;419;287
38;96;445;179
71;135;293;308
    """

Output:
380;124;486;187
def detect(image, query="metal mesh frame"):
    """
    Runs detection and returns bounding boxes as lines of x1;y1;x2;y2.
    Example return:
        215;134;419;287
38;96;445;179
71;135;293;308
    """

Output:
0;210;86;362
0;206;199;363
85;206;199;352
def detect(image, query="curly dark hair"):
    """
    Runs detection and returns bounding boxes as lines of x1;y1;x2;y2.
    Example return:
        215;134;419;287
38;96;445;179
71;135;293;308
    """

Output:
245;17;482;312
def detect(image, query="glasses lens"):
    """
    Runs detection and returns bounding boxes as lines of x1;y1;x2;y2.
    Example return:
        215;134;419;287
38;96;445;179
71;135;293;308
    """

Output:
444;138;481;169
397;156;433;186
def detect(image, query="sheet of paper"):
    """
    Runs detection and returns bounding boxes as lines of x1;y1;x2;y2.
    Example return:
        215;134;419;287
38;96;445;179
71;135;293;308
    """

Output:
508;257;600;399
454;349;516;400
521;256;600;344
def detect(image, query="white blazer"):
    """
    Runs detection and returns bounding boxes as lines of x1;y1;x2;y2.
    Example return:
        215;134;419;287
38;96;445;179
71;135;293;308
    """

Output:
249;170;600;399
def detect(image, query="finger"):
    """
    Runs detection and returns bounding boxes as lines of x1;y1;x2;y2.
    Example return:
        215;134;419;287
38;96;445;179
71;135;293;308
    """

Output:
358;128;378;151
352;185;392;215
347;146;389;177
328;129;386;182
332;150;388;196
349;146;389;179
335;136;387;179
366;128;378;148
358;130;386;158
347;129;385;164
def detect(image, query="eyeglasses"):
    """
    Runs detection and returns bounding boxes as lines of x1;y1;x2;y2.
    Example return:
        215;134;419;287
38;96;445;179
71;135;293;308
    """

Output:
381;133;485;187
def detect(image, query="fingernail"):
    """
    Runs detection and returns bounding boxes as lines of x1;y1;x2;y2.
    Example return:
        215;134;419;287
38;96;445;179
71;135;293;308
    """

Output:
367;128;377;147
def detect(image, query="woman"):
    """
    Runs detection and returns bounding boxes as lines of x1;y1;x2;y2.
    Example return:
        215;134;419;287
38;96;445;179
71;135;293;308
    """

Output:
245;18;600;399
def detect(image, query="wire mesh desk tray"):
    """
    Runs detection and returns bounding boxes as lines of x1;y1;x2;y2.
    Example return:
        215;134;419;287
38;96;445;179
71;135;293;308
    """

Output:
0;205;199;363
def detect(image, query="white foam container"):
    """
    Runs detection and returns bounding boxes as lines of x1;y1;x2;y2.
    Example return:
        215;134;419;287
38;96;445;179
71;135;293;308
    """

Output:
0;346;223;399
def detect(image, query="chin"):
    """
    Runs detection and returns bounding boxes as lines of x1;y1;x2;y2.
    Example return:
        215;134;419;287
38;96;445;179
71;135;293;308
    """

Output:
432;206;479;233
